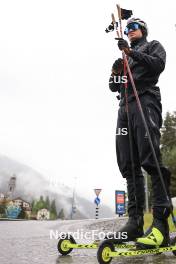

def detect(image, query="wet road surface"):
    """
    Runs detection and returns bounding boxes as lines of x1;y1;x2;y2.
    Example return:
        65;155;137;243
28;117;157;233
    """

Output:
0;218;176;264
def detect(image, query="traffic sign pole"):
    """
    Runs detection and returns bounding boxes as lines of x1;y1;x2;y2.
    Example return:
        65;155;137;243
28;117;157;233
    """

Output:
95;205;99;219
94;189;102;219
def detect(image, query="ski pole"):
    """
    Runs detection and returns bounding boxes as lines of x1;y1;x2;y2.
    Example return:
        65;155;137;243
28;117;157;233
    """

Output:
112;12;139;221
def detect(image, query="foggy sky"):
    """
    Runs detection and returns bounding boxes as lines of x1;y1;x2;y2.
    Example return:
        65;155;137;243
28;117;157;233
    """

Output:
0;0;176;210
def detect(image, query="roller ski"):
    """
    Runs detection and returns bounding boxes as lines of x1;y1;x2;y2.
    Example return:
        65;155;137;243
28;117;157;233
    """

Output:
57;233;135;256
57;214;144;255
97;237;176;264
97;217;176;263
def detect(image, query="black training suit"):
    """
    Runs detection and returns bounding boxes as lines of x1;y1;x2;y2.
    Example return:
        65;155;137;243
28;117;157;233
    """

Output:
109;37;171;219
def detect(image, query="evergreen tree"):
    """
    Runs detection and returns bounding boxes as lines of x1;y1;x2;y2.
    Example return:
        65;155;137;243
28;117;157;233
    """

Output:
58;208;65;220
146;112;176;201
31;200;38;213
31;200;35;211
32;196;46;212
162;147;176;197
161;111;176;152
45;196;50;210
0;204;5;215
50;199;57;219
37;196;46;209
40;196;44;203
0;198;8;217
161;111;176;197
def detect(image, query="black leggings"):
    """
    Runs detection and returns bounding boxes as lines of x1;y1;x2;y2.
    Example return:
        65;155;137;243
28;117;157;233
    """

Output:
116;94;171;218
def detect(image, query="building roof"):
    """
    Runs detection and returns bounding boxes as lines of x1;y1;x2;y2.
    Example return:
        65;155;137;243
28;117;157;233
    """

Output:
13;197;30;204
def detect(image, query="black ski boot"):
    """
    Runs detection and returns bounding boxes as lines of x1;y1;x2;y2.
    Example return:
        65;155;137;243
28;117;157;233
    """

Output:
136;217;170;249
105;215;144;243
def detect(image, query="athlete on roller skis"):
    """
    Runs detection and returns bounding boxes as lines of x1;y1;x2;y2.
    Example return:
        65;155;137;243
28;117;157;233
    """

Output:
109;18;172;249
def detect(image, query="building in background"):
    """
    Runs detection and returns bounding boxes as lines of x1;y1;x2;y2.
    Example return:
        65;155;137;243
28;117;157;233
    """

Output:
0;193;5;201
12;197;32;218
7;175;16;200
37;208;50;220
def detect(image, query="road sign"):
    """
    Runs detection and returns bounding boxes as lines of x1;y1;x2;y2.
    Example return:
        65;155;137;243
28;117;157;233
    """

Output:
94;189;102;197
94;197;100;206
115;190;126;215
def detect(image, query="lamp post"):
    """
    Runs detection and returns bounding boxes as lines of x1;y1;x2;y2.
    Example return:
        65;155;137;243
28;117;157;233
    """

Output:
71;177;77;220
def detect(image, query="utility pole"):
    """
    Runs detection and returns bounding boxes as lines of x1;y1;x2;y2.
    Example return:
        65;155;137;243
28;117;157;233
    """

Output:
71;177;77;220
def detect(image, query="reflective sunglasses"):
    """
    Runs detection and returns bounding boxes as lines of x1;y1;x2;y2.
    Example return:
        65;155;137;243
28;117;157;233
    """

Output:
124;23;140;35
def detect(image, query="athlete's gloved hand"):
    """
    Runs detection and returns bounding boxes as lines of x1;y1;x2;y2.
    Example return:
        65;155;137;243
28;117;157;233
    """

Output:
112;58;124;75
117;38;131;55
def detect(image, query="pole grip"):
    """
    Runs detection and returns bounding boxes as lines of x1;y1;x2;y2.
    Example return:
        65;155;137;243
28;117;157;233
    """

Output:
116;4;121;20
116;4;123;38
111;13;120;38
111;13;116;24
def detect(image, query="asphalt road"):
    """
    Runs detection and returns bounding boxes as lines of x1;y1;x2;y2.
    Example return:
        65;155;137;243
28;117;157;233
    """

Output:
0;218;176;264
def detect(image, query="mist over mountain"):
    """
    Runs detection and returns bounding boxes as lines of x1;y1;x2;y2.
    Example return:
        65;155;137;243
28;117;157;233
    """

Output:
0;155;114;219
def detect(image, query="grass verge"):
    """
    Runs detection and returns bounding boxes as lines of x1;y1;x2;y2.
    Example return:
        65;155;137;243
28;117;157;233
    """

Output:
144;209;176;232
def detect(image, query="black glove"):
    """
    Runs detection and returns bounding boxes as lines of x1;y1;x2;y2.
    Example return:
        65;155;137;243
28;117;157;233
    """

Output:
117;38;130;52
112;58;123;75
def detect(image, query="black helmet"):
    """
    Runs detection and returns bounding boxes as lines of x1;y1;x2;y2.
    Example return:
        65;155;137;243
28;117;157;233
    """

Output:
126;18;148;36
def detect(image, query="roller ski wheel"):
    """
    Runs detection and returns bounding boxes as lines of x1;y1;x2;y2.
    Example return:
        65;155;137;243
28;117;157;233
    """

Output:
97;240;115;264
57;234;76;255
96;237;176;263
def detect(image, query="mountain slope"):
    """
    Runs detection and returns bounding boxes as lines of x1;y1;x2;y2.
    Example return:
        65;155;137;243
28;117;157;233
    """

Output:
0;155;114;219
